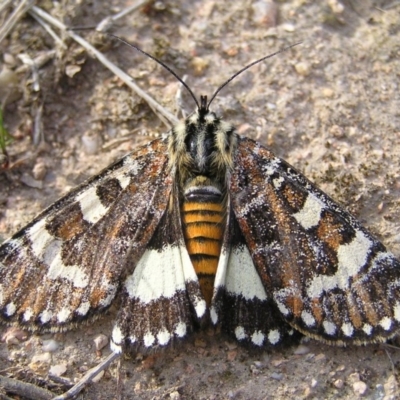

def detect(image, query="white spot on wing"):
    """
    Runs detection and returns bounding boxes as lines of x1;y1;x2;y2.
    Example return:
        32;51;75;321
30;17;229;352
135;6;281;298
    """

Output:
301;310;316;327
210;306;218;324
235;326;246;341
276;300;290;316
5;302;16;316
268;329;280;345
293;193;324;230
23;308;33;321
380;316;392;331
112;325;123;344
394;302;400;322
264;157;281;176
57;307;71;323
144;332;155;347
251;331;265;346
341;322;354;337
116;174;131;189
76;301;91;316
194;298;207;318
175;322;187;338
225;246;267;301
40;309;53;324
323;321;336;335
307;231;372;298
157;328;171;346
362;323;372;335
76;185;109;224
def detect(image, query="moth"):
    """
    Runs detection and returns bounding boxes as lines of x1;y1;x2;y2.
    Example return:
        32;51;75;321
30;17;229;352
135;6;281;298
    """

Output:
1;45;400;354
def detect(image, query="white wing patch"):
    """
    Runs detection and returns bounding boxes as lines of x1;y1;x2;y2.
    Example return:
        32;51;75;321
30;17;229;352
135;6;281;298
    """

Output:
125;245;188;302
225;246;267;301
306;230;372;298
293;193;324;230
76;186;109;224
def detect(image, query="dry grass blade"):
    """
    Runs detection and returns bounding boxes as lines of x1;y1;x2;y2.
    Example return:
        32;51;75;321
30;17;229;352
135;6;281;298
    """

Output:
0;0;35;44
29;5;179;128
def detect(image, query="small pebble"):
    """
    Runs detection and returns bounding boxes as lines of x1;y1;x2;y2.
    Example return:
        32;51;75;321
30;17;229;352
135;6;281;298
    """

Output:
353;380;368;396
334;379;344;389
65;64;81;78
20;173;44;189
82;131;101;155
294;345;310;355
94;334;108;351
170;391;181;400
311;379;318;388
49;363;67;377
336;364;346;372
270;372;283;381
328;0;344;14
42;339;59;352
32;162;47;180
295;62;311;76
251;0;278;27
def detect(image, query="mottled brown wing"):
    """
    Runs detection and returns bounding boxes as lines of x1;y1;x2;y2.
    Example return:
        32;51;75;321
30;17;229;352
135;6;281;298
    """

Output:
230;136;400;344
0;138;172;331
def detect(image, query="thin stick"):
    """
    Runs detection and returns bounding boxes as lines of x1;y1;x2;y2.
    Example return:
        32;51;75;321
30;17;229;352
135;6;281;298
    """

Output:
0;0;35;44
51;352;120;400
0;375;54;400
96;0;150;31
29;6;179;128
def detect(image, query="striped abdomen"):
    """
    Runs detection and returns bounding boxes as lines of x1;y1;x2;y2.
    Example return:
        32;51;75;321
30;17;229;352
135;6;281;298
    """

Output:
181;200;225;306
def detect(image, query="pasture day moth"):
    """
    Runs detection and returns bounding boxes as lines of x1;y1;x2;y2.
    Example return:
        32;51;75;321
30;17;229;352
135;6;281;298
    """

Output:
1;44;400;355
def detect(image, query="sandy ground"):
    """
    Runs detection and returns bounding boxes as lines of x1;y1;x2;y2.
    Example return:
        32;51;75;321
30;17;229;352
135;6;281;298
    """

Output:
0;0;400;399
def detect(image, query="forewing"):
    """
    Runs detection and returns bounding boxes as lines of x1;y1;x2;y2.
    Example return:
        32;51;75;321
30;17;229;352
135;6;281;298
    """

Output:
0;138;172;330
230;136;400;344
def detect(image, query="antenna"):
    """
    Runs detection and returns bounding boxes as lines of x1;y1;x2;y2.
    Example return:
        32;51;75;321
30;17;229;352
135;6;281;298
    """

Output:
206;42;302;110
96;33;200;110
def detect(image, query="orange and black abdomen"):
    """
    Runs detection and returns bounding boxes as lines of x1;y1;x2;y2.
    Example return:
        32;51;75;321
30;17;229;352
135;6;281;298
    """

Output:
181;200;225;306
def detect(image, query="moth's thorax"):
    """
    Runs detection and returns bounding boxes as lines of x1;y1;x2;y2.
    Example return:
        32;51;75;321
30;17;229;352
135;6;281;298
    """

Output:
168;108;238;191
